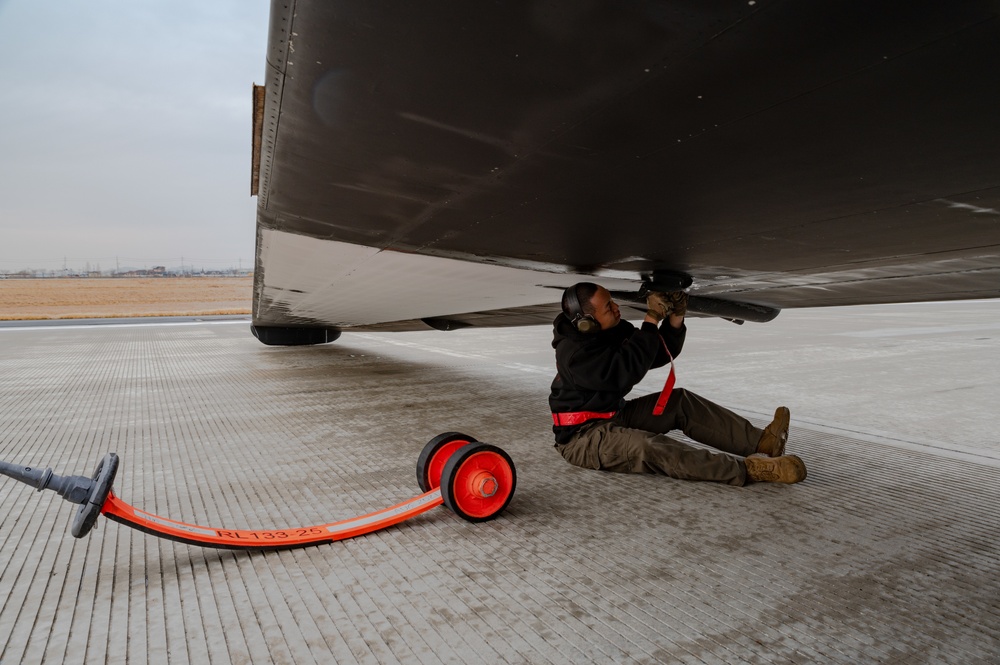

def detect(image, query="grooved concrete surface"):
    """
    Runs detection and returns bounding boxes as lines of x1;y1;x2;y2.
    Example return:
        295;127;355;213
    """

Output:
1;302;998;664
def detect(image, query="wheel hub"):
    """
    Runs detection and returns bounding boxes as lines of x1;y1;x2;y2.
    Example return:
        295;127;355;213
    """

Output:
470;471;498;498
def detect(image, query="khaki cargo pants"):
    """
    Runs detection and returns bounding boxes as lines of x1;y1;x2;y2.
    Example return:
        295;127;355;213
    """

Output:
555;389;762;486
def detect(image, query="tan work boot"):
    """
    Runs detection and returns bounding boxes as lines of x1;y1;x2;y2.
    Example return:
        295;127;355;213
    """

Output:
756;406;790;457
745;454;807;484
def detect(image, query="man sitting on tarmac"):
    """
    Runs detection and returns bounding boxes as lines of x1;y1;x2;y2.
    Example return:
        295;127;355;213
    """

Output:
549;282;807;486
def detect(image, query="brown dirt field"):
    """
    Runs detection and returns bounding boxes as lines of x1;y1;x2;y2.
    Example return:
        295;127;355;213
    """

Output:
0;277;253;320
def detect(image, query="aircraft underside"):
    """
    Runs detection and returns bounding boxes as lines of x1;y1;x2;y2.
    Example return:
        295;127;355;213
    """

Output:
251;0;1000;344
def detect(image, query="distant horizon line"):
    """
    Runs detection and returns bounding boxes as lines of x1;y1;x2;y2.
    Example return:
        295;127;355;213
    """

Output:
1;260;253;274
0;257;252;269
1;274;254;281
1;267;254;277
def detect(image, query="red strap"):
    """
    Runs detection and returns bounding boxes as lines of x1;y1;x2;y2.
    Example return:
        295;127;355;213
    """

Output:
652;336;676;416
552;411;617;426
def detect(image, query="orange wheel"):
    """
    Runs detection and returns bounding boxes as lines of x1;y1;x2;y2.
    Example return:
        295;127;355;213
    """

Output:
416;432;478;492
441;443;516;522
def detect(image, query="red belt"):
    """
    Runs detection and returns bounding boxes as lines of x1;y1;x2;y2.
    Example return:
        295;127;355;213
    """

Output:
551;411;617;426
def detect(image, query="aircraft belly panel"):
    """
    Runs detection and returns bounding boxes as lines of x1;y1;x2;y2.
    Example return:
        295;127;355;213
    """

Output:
253;228;635;328
253;228;1000;330
253;0;1000;330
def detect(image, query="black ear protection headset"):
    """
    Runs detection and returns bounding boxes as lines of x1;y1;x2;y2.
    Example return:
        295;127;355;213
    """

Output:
563;285;600;334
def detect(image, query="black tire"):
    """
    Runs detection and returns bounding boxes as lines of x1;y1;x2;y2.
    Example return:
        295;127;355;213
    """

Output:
441;443;516;523
415;432;478;492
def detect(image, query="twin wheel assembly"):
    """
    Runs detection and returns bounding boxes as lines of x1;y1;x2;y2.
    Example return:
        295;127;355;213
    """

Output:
0;432;516;551
416;432;517;522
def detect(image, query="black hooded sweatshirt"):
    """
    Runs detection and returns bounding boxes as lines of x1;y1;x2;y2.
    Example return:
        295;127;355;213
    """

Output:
548;314;686;443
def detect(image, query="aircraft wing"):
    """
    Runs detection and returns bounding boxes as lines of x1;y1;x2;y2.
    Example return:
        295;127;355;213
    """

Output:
250;0;1000;344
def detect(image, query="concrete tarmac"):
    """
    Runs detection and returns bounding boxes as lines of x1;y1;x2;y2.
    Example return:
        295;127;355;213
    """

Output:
1;301;998;664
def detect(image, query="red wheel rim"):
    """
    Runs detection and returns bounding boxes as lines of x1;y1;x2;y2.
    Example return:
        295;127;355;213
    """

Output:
426;440;468;490
450;451;515;519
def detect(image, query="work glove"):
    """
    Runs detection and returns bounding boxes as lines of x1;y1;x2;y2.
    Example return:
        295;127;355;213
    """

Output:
667;291;688;317
646;291;671;322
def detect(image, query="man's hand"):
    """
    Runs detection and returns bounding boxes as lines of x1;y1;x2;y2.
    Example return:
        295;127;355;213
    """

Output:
646;291;688;326
667;291;688;317
646;292;670;322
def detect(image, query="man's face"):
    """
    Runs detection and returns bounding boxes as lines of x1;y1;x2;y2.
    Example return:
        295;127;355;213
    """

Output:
588;287;621;330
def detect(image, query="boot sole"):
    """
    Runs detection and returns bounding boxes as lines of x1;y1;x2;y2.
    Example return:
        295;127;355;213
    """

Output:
757;406;790;457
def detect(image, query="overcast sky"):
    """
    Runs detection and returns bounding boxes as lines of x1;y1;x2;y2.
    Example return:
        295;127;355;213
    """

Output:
0;0;270;272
